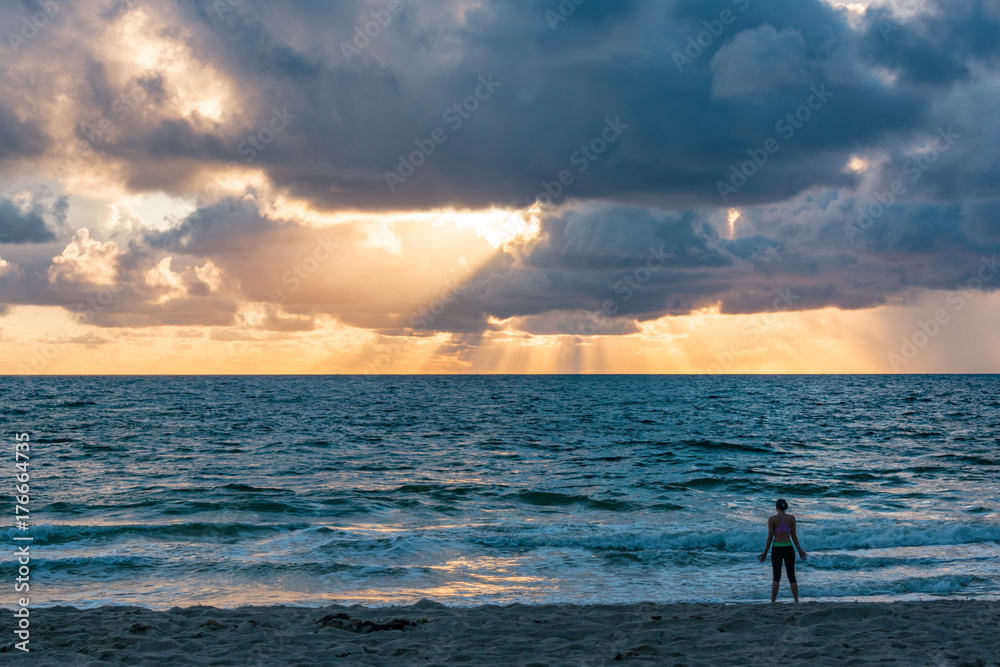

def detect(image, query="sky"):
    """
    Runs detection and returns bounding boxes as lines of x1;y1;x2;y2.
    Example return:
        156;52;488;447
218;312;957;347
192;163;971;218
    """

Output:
1;0;999;374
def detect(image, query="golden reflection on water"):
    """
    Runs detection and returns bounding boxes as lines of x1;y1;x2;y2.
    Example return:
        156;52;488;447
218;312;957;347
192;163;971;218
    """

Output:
329;554;555;606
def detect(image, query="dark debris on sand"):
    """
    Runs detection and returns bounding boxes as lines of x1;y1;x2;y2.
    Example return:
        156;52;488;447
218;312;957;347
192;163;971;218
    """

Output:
316;612;430;633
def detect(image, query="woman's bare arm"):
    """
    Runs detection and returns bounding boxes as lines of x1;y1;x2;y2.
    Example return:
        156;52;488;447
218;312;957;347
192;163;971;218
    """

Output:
790;517;807;559
758;518;774;562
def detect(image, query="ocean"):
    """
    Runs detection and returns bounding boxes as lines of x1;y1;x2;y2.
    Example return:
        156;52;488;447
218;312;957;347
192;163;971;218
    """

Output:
4;375;999;609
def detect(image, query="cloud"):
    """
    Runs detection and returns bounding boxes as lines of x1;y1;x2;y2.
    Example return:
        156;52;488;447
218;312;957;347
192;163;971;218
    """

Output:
416;197;1000;333
10;0;991;212
193;260;224;292
0;104;49;163
0;194;62;244
143;256;187;303
710;25;812;99
48;228;123;285
504;310;640;336
0;183;995;339
1;0;999;347
858;3;1000;85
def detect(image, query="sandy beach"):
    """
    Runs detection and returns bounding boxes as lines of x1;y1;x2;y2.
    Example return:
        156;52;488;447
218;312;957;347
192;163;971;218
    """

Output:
3;599;996;666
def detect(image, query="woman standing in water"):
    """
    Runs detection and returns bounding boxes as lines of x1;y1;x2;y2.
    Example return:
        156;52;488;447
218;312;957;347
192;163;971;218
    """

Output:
758;498;807;602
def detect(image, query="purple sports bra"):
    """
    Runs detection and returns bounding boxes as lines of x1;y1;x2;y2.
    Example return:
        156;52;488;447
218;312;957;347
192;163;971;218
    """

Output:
775;516;791;533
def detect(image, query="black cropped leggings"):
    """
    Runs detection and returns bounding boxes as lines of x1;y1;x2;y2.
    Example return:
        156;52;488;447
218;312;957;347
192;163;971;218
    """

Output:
771;545;796;583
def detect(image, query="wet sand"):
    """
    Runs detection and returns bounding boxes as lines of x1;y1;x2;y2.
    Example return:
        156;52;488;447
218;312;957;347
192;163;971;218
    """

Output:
4;599;997;665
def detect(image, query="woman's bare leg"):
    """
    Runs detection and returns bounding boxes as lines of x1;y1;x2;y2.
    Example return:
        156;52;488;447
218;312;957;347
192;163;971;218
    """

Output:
771;580;779;602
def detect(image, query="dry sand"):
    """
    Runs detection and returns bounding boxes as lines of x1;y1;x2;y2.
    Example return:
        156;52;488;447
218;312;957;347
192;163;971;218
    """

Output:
2;599;997;666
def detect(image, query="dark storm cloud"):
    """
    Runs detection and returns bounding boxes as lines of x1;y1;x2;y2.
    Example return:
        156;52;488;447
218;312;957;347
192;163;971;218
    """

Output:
0;194;62;244
709;25;813;98
38;0;989;211
146;196;297;254
962;201;1000;244
428;206;784;332
417;197;1000;333
0;104;49;162
859;3;1000;85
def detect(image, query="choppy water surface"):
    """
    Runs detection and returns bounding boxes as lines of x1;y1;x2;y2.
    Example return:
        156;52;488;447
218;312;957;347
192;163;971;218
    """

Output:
4;375;999;609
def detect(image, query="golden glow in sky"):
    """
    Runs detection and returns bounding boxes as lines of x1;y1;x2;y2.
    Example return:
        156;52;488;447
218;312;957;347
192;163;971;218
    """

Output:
4;289;1000;374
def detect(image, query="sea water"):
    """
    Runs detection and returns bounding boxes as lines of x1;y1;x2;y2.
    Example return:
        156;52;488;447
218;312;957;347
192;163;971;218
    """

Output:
3;375;998;609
